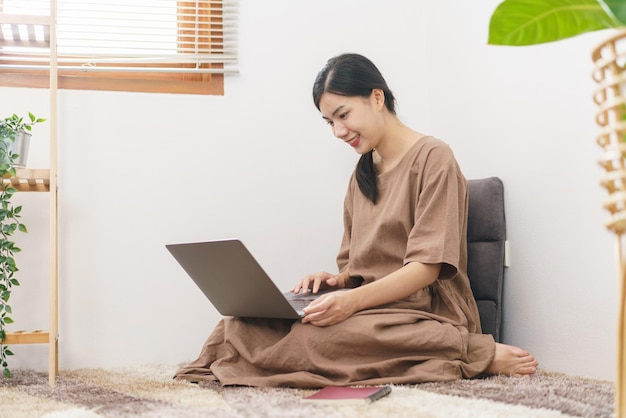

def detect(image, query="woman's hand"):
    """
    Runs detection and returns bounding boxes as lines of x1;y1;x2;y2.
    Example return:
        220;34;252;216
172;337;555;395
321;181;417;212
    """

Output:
301;291;358;327
291;271;346;295
299;262;442;327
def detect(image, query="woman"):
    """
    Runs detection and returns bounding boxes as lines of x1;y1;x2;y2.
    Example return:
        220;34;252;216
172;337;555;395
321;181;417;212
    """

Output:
174;53;538;387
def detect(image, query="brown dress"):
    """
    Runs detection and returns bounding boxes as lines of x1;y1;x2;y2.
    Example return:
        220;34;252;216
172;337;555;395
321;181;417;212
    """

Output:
174;136;495;388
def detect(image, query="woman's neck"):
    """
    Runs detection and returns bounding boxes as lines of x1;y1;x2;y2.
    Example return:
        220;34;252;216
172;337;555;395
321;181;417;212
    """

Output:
373;120;424;174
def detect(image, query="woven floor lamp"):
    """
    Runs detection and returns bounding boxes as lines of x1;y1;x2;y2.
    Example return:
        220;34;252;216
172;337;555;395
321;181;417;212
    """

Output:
592;30;626;418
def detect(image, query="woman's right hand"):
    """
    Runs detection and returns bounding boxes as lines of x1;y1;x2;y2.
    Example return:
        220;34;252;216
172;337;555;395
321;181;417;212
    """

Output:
291;271;345;295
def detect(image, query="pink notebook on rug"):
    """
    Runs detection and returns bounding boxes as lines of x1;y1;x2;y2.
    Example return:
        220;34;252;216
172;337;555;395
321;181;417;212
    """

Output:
301;386;392;405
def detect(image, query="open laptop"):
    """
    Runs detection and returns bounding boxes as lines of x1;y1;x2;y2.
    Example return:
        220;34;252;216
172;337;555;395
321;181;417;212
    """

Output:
166;239;334;319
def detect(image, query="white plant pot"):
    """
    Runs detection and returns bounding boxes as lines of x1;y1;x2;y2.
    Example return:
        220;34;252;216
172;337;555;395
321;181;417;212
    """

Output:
0;131;31;168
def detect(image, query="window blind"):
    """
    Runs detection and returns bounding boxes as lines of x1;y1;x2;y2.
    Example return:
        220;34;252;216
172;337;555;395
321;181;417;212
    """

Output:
0;0;238;74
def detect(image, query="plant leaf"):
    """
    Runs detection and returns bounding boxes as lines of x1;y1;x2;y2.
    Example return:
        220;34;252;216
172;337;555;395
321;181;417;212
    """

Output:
3;367;11;378
602;0;626;25
488;0;623;46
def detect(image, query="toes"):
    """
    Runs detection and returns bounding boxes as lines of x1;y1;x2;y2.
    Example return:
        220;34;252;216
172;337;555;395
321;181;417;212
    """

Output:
489;344;538;377
513;365;538;377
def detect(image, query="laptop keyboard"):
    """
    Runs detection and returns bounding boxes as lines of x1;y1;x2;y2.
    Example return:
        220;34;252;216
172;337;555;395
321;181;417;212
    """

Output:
289;298;310;311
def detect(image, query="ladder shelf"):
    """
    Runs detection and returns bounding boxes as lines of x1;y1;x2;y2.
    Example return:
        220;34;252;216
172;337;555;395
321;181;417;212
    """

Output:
0;9;59;386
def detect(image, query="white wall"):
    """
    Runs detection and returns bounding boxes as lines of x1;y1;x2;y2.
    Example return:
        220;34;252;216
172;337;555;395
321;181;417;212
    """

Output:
1;0;618;382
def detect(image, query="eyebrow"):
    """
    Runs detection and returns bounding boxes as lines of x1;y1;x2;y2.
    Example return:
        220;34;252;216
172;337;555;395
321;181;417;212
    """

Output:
322;105;346;120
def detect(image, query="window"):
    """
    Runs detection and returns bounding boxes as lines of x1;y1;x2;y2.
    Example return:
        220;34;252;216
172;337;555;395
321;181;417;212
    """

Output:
0;0;238;95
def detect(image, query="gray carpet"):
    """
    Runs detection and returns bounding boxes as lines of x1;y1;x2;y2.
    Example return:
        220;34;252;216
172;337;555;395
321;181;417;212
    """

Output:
0;364;616;418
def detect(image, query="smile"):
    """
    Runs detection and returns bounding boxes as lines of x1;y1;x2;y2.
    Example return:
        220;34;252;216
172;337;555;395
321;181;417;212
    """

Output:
347;135;361;147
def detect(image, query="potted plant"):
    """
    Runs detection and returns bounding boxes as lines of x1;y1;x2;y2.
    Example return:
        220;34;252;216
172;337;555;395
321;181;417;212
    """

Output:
487;1;626;415
0;113;46;169
0;112;44;378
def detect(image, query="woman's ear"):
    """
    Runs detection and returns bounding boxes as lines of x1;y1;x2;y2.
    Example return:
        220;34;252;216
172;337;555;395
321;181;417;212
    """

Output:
371;88;385;109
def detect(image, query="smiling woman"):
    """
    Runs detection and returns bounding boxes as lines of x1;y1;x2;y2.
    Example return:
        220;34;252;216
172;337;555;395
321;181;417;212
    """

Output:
174;53;538;388
0;0;239;95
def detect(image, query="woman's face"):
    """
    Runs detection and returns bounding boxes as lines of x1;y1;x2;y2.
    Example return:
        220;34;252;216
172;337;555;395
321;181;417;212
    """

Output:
318;91;384;154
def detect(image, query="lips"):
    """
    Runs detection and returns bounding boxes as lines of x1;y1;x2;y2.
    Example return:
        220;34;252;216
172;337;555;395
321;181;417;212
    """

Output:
347;135;361;148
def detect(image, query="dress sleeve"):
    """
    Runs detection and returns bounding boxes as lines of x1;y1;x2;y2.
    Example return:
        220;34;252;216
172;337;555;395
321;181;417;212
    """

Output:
403;144;467;280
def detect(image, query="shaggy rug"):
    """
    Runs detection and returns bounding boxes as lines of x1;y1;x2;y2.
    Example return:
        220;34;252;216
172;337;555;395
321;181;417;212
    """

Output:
0;364;615;418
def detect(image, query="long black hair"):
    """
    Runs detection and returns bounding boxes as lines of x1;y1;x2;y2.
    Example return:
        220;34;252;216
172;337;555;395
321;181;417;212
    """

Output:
312;53;396;204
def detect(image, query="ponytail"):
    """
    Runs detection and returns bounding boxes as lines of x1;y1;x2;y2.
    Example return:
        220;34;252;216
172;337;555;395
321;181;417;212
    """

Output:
356;150;378;204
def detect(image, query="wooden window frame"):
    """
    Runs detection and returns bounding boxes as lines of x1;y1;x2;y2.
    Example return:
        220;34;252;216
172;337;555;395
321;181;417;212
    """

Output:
0;1;225;95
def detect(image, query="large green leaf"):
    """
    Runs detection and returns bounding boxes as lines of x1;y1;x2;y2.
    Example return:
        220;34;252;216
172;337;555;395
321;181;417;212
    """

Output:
488;0;623;46
603;0;626;25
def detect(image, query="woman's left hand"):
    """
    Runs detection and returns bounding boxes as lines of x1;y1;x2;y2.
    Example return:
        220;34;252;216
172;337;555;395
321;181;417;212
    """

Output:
301;290;358;327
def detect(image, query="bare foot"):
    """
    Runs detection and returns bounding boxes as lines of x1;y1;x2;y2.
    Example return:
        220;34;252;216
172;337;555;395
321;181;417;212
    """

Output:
485;343;538;377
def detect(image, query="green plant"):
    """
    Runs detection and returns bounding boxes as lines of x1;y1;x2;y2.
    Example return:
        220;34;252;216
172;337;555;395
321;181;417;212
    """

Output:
488;0;626;46
0;113;46;167
0;146;27;379
0;113;46;138
0;165;26;378
0;113;43;378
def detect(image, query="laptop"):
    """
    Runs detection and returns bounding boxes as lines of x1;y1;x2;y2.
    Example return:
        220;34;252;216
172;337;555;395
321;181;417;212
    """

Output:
166;239;334;319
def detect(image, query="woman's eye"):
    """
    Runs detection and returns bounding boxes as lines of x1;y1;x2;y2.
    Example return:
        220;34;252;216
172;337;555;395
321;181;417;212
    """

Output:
339;112;348;119
326;120;334;126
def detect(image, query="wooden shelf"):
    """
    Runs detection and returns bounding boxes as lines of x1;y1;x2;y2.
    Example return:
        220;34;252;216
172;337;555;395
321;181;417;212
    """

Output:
0;14;50;48
3;330;50;345
0;10;58;386
2;168;50;192
1;165;56;385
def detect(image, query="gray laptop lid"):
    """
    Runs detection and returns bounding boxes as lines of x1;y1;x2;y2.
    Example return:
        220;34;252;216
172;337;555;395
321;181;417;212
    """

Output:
166;239;317;319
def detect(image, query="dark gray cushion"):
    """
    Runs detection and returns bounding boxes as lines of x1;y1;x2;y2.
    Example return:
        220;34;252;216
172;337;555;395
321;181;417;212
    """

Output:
467;177;505;342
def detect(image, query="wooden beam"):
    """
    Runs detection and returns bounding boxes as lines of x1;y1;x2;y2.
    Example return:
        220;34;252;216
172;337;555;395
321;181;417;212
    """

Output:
3;330;49;344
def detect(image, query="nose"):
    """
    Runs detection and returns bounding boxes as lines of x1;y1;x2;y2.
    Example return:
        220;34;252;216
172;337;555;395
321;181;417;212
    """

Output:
332;122;349;139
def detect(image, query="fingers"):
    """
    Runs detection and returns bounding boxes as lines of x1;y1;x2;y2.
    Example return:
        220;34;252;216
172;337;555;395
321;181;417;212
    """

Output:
301;297;328;323
292;275;314;294
301;294;350;327
291;277;308;294
292;272;335;294
302;296;326;315
311;277;322;294
302;310;341;327
302;308;332;326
